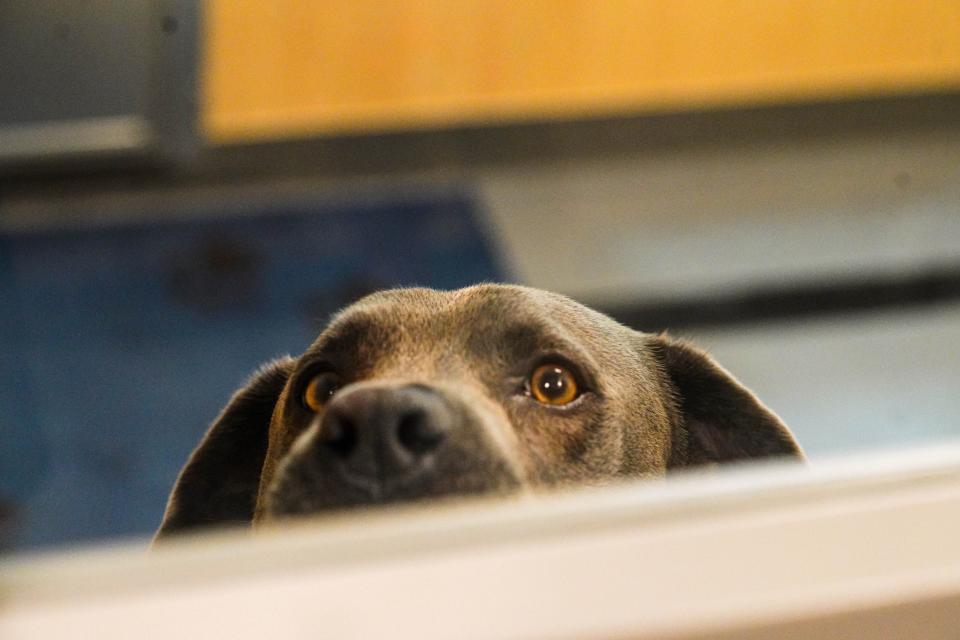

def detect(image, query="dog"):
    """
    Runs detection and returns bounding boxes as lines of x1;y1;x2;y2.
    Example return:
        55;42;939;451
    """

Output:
156;284;802;538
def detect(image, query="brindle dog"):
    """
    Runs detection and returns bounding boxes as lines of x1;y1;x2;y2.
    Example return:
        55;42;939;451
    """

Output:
157;284;802;538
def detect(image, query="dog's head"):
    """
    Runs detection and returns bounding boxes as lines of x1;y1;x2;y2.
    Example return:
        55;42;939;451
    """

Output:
157;284;802;538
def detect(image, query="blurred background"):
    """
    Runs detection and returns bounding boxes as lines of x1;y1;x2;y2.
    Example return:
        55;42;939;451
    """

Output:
1;0;959;554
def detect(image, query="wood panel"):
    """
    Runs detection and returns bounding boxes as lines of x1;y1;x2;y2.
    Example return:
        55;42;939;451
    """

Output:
203;1;960;142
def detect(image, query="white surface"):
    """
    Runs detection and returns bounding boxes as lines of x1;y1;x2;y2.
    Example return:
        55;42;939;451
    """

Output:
6;445;960;639
481;129;960;301
0;115;153;160
690;302;960;456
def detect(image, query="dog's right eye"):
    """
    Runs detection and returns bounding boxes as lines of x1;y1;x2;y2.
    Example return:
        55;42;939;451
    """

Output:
528;363;580;406
303;372;340;412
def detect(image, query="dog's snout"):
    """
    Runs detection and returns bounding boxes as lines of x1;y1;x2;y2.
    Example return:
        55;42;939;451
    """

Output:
317;384;451;486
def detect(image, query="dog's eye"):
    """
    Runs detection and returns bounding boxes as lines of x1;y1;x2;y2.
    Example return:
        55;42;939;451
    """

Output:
303;372;340;412
528;364;579;406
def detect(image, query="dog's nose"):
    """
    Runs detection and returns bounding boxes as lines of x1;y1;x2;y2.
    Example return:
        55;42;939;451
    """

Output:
316;384;451;485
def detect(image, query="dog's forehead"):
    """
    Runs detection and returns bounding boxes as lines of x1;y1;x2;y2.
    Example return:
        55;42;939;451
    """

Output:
307;284;637;364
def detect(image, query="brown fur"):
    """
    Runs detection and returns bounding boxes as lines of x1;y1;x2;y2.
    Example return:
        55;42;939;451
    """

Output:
157;284;802;539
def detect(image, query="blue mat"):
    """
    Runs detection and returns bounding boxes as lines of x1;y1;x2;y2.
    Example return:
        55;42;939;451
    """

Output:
0;189;506;551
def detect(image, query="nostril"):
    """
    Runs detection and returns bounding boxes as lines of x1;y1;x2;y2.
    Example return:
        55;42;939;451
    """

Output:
396;411;445;455
320;416;358;459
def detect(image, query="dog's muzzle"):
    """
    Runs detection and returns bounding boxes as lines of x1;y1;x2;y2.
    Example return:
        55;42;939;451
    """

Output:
264;381;524;518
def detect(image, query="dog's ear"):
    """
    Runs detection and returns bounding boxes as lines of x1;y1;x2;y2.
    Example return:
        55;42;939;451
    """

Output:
155;357;295;540
648;335;803;467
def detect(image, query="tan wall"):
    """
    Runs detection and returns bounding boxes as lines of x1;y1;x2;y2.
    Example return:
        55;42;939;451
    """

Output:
203;1;960;143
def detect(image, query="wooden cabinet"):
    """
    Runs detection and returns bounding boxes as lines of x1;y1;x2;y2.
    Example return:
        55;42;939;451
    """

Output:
204;1;960;142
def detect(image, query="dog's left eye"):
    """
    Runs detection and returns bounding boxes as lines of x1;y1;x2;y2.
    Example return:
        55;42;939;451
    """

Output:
528;364;580;406
303;372;340;412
